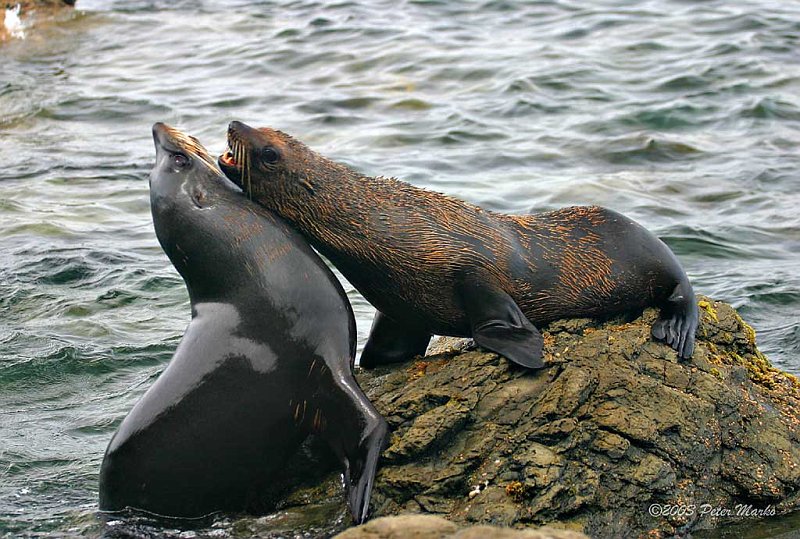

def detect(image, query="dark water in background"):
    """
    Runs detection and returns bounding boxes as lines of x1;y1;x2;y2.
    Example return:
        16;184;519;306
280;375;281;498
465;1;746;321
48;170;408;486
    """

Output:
1;0;799;536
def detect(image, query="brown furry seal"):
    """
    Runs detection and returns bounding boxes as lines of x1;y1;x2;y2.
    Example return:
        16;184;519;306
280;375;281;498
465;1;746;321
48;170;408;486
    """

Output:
218;121;698;369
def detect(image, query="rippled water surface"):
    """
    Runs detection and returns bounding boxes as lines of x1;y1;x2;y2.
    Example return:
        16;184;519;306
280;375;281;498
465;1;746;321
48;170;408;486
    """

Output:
1;0;799;536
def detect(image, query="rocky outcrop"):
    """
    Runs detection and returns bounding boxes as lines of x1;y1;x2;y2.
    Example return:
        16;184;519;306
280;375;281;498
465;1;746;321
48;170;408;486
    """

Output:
1;1;75;43
342;296;800;538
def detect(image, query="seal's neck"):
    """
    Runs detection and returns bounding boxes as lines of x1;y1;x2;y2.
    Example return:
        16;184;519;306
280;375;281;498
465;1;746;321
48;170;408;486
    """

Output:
268;160;384;256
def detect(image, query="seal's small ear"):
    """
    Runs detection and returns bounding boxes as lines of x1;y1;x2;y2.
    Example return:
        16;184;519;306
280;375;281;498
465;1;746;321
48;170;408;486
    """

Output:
459;279;545;369
192;185;207;208
298;176;315;194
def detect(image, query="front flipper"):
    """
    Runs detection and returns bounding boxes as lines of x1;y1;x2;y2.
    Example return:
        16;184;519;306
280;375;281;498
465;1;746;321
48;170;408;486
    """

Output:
460;280;545;369
359;311;432;369
342;415;389;524
319;368;389;523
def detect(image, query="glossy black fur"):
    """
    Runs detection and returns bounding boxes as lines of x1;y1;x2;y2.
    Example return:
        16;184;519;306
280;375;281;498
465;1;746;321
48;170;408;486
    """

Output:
98;124;388;523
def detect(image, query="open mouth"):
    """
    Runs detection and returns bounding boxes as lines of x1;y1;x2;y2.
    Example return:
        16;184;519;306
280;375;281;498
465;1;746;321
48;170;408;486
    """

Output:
218;124;249;191
219;147;239;168
218;143;245;190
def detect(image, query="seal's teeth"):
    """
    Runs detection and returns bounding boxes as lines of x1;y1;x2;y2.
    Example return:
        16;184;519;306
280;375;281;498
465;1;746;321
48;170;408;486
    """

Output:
220;149;238;167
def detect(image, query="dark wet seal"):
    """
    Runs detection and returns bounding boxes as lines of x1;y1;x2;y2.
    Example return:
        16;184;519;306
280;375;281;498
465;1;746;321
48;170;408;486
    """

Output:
98;123;388;524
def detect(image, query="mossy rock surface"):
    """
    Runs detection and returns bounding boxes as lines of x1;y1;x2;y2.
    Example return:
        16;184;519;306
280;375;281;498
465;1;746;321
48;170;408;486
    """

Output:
325;296;799;538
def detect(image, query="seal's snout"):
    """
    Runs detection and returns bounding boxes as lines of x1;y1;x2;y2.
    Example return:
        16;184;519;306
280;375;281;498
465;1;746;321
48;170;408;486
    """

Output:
226;120;259;144
219;121;250;174
152;122;167;146
226;121;243;146
152;122;178;152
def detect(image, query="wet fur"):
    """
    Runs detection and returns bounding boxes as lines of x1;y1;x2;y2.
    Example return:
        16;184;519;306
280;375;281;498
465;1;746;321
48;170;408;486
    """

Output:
99;124;388;523
223;123;698;362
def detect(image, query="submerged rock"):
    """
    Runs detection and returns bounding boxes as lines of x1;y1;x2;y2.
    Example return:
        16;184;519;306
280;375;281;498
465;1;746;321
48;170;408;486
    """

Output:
280;296;799;538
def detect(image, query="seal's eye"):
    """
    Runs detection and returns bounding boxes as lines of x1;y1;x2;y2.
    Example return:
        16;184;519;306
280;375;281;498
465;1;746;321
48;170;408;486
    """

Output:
173;153;190;169
261;147;279;165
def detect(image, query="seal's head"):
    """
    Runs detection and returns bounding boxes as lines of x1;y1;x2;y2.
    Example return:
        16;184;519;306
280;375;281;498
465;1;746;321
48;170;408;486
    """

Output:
150;122;249;302
150;122;222;209
218;121;321;204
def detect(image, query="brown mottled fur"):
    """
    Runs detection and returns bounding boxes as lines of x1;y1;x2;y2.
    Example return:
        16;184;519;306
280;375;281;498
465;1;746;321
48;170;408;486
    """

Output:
224;126;689;340
221;122;699;365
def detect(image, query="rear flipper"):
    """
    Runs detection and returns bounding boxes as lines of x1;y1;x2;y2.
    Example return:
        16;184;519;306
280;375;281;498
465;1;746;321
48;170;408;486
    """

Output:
360;311;432;369
651;279;698;359
320;369;389;524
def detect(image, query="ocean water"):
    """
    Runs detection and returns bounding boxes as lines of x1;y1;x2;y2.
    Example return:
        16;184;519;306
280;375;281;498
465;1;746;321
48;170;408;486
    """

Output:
0;0;798;537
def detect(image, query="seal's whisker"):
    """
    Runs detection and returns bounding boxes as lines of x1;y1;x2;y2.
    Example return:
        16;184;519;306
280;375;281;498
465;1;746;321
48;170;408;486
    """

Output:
237;143;244;193
246;152;253;200
233;142;240;179
240;142;252;200
236;142;247;198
